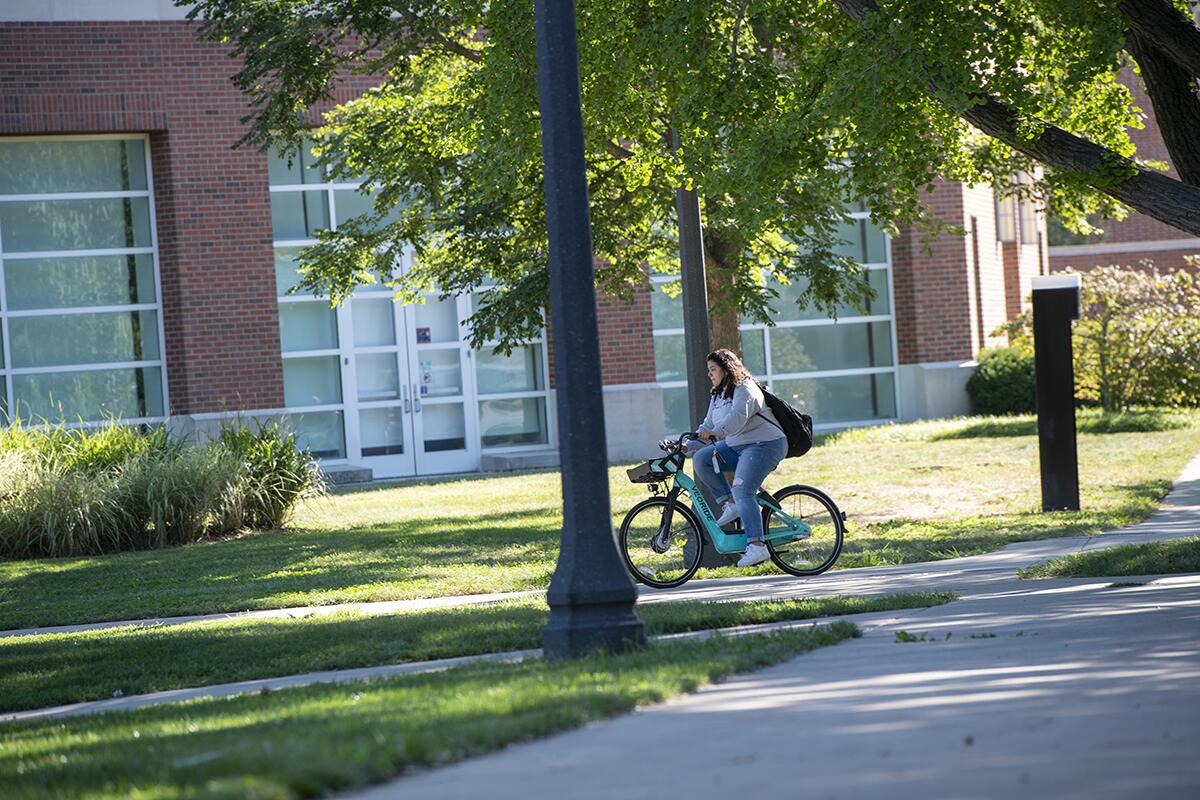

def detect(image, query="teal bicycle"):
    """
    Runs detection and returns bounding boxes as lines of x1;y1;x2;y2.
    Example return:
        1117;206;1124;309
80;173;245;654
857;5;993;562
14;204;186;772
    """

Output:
619;432;845;588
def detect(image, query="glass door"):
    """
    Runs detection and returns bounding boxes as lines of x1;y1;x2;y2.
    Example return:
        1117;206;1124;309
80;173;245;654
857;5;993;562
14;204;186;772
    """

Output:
340;290;478;478
342;294;416;478
403;292;479;474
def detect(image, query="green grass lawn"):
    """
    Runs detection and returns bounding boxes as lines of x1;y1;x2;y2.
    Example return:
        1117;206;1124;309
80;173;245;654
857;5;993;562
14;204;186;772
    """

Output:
1;409;1196;630
0;624;858;800
1020;536;1200;578
0;592;951;713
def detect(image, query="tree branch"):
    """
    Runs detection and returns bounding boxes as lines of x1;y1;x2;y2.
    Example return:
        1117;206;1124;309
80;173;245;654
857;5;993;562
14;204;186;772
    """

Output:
728;0;751;79
832;0;1200;236
606;140;636;160
1119;0;1200;79
433;33;483;62
959;94;1200;235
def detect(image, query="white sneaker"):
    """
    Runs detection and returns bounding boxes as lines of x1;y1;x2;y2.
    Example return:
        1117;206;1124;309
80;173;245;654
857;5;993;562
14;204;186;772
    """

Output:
716;501;740;527
737;542;770;567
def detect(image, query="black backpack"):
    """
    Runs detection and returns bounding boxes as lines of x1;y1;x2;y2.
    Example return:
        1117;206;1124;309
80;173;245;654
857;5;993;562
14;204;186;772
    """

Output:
756;383;814;458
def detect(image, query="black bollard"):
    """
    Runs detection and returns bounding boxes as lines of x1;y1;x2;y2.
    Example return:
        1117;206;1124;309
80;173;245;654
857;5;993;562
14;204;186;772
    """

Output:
535;0;646;658
1031;274;1082;512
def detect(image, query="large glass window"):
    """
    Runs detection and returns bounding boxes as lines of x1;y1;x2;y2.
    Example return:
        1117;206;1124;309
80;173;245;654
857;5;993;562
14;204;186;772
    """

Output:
271;144;381;458
650;207;897;432
0;136;167;425
471;291;551;449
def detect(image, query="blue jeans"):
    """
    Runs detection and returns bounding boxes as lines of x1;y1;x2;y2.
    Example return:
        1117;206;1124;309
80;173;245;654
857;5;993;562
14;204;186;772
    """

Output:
693;437;788;543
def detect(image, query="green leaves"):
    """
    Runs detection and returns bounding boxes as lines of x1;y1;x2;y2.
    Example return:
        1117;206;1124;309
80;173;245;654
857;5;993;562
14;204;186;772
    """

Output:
1003;266;1200;410
185;0;1155;349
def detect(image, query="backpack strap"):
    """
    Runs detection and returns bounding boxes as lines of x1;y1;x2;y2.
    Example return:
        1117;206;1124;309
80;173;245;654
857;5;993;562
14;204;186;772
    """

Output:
756;410;784;434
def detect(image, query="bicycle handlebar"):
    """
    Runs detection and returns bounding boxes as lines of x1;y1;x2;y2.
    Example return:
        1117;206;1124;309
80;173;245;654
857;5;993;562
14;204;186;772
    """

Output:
658;431;700;453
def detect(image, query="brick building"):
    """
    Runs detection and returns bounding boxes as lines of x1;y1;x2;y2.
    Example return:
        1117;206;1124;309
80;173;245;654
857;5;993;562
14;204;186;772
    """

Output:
0;1;1056;479
1047;70;1200;275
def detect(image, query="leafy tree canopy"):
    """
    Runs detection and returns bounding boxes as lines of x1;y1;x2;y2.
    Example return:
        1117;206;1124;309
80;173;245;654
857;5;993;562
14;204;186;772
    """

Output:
183;0;1200;350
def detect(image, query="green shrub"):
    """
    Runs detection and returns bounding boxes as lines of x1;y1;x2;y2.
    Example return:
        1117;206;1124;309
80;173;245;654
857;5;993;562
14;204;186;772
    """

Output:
0;419;324;559
119;445;247;549
966;347;1036;415
0;419;179;474
1002;266;1200;410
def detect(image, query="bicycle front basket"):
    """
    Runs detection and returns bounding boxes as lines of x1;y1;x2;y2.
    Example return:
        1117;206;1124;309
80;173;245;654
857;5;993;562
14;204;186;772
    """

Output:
626;457;670;484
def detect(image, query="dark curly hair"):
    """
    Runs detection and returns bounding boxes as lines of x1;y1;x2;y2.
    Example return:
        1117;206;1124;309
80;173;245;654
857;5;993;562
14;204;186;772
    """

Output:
707;348;755;399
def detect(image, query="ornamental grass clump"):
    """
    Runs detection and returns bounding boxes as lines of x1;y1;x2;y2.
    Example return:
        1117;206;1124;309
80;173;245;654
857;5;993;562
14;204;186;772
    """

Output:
0;420;323;559
218;420;326;530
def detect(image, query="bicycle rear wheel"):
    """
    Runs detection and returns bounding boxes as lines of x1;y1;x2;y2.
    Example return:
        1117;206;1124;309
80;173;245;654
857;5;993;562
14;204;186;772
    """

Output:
764;485;844;576
619;496;704;588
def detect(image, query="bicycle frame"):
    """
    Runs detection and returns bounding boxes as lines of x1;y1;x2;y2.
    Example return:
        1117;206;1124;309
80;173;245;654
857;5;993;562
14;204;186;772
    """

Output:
658;460;811;555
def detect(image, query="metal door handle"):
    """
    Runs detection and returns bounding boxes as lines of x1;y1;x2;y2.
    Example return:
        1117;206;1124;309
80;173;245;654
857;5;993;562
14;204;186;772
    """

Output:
413;383;422;413
402;383;411;413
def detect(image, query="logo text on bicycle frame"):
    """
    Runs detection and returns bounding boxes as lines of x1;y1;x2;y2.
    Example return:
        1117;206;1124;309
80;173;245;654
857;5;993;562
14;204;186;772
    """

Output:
690;484;714;519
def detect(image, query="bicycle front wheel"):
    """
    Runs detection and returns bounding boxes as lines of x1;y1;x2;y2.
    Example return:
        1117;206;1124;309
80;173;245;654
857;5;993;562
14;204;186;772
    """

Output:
619;496;704;588
764;485;844;576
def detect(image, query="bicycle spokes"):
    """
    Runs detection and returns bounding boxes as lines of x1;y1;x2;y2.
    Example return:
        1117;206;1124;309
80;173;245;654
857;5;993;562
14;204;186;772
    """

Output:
619;497;703;588
764;486;844;576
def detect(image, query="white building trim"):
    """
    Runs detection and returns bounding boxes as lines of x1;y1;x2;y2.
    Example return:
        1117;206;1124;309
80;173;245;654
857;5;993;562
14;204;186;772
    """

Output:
1049;238;1200;257
0;2;194;22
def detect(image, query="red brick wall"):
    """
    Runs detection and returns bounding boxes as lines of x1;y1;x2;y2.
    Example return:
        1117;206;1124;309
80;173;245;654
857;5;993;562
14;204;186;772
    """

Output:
890;179;1024;363
892;181;971;363
595;288;656;385
0;21;285;413
542;273;658;389
1050;248;1200;275
962;182;1011;349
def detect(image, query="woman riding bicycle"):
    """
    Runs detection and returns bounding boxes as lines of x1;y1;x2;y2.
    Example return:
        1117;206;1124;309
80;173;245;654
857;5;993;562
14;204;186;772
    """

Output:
689;348;788;568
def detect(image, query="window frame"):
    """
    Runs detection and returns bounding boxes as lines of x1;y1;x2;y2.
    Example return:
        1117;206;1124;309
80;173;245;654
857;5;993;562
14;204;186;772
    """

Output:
468;286;556;454
270;146;556;462
0;133;169;427
650;206;900;431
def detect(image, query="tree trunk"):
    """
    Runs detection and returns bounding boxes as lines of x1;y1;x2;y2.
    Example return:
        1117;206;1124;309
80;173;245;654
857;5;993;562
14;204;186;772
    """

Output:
704;255;742;356
1125;29;1200;187
1120;0;1200;80
832;0;1200;236
702;223;744;357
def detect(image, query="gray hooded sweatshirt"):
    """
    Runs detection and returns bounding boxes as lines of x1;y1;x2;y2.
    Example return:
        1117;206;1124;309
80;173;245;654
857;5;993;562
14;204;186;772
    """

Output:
697;379;786;448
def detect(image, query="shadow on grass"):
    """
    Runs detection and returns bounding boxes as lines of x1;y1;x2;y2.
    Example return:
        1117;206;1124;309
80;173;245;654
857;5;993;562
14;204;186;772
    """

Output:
0;593;931;713
0;629;854;800
0;507;562;630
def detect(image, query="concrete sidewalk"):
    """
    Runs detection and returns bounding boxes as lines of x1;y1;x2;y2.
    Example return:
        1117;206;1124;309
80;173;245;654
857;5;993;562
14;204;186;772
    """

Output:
345;576;1200;800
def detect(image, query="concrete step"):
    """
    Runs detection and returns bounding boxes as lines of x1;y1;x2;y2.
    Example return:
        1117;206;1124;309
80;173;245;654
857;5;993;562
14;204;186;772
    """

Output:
320;464;374;485
480;450;560;472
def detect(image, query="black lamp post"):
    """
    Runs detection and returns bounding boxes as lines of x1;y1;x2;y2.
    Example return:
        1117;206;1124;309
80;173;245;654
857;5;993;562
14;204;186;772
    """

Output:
535;0;646;658
1032;273;1082;512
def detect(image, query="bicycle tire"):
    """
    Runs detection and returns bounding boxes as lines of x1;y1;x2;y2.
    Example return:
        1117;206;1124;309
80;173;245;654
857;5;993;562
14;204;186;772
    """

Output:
618;496;705;588
763;484;844;576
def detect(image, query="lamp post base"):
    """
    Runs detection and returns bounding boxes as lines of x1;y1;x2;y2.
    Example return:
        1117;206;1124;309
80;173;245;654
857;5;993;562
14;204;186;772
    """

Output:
542;601;646;660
